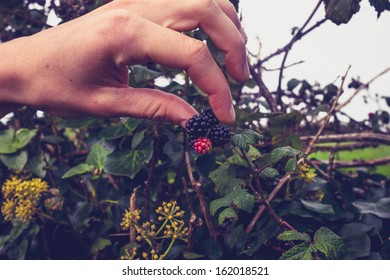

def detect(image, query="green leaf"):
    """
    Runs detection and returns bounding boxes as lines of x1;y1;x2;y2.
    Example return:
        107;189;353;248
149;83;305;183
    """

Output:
218;207;238;225
270;146;302;163
278;230;311;242
287;78;300;91
104;140;152;179
25;155;47;178
86;143;113;171
280;243;314;260
338;222;371;259
62;163;94;179
313;227;345;259
259;167;280;179
0;128;37;154
7;238;28;260
232;190;255;213
122;118;142;132
228;146;261;167
68;201;93;232
0;151;28;170
324;0;361;25
352;198;390;219
225;224;245;251
210;196;232;216
99;125;129;140
285;157;297;172
91;237;112;254
131;129;147;150
301;199;335;215
209;164;245;195
232;129;263;151
369;0;390;18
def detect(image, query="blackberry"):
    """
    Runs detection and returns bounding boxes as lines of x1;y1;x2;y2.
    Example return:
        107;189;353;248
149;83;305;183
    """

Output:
209;123;232;147
186;107;234;152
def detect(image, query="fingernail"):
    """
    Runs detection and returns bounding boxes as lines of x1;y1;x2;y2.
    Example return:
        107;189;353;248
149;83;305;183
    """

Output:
229;104;236;122
243;60;250;79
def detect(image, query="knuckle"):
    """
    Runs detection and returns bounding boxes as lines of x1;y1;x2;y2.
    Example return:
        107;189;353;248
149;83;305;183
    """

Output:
99;9;131;36
187;40;210;64
191;0;215;14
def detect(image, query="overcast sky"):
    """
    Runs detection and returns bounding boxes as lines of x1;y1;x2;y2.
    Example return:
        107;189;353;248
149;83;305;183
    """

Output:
240;0;390;120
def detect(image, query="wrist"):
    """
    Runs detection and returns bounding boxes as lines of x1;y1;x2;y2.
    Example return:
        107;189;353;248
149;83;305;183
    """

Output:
0;38;27;117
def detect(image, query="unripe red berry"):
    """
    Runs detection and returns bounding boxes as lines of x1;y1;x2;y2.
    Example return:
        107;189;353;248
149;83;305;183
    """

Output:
193;137;212;155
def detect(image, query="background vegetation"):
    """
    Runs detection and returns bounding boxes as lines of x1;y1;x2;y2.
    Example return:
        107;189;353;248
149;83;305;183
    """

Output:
0;0;389;260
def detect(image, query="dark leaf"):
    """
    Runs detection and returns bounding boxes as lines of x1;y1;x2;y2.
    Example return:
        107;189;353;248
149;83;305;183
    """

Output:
352;198;390;218
91;237;112;254
287;78;301;91
218;207;238;225
280;243;314;260
232;190;255;213
369;0;390;17
0;151;28;170
324;0;361;25
232;129;263;151
301;199;335;215
278;230;311;242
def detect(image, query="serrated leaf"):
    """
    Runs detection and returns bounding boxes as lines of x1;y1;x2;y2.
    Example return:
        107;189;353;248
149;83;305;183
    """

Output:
232;129;263;151
228;146;261;167
280;243;314;260
232;190;255;213
278;230;311;242
352;198;390;219
210;196;232;216
324;0;361;25
209;164;245;195
270;146;302;163
91;237;112;254
104;140;152;179
86;143;113;171
301;199;335;215
218;207;238;225
259;167;279;179
313;227;345;259
0;151;28;170
62;163;94;179
285;157;297;172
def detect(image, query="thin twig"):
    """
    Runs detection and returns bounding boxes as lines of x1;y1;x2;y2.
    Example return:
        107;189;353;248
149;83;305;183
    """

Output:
336;67;390;112
311;156;390;168
249;66;278;112
304;65;351;156
301;132;390;144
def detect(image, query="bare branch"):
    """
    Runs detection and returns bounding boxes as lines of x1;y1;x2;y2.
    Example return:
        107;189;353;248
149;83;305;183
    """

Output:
301;132;390;144
311;156;390;168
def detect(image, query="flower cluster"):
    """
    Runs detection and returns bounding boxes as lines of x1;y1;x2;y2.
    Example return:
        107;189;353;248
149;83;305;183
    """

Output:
120;201;189;260
1;176;48;223
297;163;317;183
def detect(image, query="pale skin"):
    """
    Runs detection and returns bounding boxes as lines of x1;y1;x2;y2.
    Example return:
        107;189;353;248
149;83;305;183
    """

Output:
0;0;249;127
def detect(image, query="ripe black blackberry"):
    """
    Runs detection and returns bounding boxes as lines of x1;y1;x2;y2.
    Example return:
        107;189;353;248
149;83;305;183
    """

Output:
185;115;211;137
209;123;233;147
201;108;219;126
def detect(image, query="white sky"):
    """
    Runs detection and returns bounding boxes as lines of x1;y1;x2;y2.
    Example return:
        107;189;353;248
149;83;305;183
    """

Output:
240;0;390;120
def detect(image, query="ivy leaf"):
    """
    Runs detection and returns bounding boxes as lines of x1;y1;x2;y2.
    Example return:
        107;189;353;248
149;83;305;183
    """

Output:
0;151;28;170
86;143;113;171
99;125;129;140
280;243;314;260
369;0;390;18
324;0;361;25
352;198;390;219
121;117;142;132
62;163;94;179
232;190;255;213
91;237;112;254
278;230;311;242
232;129;263;151
26;155;47;178
218;207;238;225
68;201;93;233
313;227;345;259
104;140;152;179
0;128;37;154
301;199;335;215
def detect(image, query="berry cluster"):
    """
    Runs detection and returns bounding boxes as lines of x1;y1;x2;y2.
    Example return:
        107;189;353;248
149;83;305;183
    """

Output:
186;108;233;154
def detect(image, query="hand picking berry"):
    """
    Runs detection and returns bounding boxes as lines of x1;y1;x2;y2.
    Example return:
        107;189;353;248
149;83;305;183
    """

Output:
186;108;233;154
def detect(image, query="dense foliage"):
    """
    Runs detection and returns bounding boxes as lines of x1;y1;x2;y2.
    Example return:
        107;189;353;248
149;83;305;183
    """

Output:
0;0;389;260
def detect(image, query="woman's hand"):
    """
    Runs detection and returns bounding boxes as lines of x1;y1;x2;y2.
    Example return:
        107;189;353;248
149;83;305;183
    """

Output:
0;0;249;126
